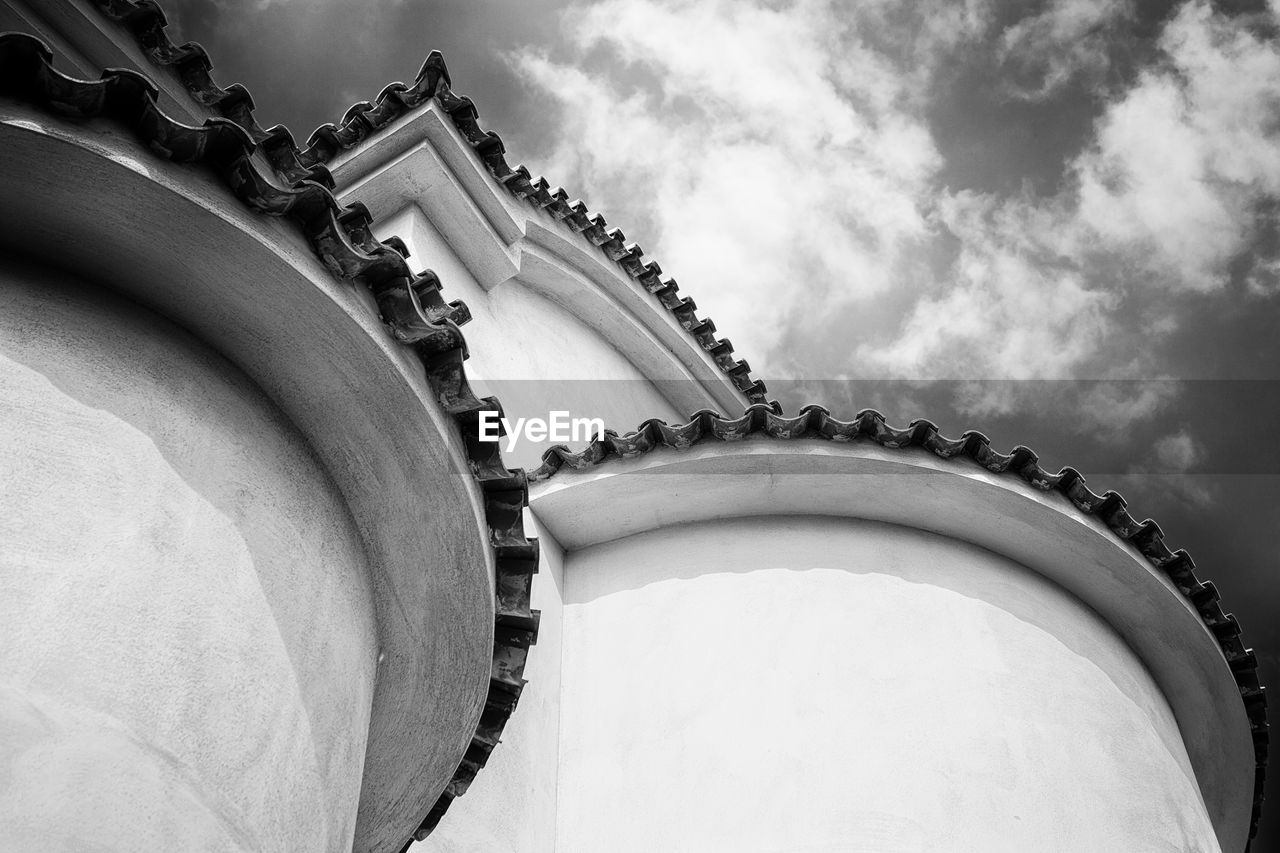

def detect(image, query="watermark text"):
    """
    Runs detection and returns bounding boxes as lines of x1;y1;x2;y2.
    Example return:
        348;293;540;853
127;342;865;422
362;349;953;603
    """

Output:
478;410;606;452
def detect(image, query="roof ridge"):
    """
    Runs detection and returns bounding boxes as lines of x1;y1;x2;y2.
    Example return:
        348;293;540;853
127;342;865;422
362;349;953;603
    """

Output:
36;3;1269;844
0;30;534;848
83;0;775;409
312;72;776;407
306;59;776;408
530;401;1268;842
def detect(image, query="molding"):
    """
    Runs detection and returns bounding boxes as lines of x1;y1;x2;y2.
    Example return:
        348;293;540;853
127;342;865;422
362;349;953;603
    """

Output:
331;102;755;417
316;68;773;411
336;117;523;291
64;0;766;420
0;33;536;853
530;403;1268;850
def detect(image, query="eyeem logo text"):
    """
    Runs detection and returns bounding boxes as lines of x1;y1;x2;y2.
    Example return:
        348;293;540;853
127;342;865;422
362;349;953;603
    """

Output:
478;410;606;452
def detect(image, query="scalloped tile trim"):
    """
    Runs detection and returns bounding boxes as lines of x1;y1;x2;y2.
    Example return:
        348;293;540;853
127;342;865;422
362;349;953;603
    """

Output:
531;402;1268;843
84;0;775;409
0;31;535;847
31;2;1271;845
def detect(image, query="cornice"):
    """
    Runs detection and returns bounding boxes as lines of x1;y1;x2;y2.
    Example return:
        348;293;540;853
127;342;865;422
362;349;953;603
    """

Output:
19;0;1269;845
0;31;535;850
531;402;1268;846
80;0;775;409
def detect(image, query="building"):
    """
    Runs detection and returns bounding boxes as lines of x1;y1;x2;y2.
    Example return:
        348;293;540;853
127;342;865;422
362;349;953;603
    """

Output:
0;2;1267;851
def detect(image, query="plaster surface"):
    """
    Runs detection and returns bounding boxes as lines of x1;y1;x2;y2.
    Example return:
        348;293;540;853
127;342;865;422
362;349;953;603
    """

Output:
0;109;499;852
0;263;378;851
377;206;686;471
421;512;568;853
557;515;1222;853
334;101;750;421
530;440;1254;852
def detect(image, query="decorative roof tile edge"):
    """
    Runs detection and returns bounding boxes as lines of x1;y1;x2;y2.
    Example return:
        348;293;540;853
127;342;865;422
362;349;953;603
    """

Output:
82;0;777;411
0;32;536;848
531;402;1269;845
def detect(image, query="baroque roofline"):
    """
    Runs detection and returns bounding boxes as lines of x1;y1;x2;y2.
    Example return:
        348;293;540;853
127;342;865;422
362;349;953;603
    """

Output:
0;31;534;848
531;401;1269;844
84;0;776;410
15;0;1268;845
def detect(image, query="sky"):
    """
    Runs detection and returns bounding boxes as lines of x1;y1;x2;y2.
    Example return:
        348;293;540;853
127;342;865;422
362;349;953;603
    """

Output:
154;0;1280;844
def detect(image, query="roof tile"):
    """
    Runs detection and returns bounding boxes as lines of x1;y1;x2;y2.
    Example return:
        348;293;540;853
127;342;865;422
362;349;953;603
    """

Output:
0;29;535;847
530;401;1269;843
90;0;777;407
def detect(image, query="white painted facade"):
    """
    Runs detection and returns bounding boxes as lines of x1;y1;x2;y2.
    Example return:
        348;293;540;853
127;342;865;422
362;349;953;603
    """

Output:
560;517;1217;852
327;104;751;471
427;443;1254;853
325;77;1257;853
0;4;1262;853
0;90;498;852
1;260;379;852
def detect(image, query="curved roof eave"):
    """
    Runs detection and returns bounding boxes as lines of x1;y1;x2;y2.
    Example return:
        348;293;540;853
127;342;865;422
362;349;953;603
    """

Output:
0;30;536;852
530;401;1269;847
81;0;777;411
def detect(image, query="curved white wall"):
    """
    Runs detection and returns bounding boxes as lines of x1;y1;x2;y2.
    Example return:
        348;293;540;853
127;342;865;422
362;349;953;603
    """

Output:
0;261;379;852
332;104;751;448
377;206;684;471
557;515;1220;853
422;514;569;853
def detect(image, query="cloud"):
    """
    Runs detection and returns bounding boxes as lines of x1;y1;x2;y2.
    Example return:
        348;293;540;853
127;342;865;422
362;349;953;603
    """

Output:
861;187;1118;380
1152;429;1202;472
513;0;951;369
1075;0;1280;291
1115;427;1216;507
861;1;1280;387
517;0;1280;429
1247;255;1280;297
997;0;1131;100
159;0;560;142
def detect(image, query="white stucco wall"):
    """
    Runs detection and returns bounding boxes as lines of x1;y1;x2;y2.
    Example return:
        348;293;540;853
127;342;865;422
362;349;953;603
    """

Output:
376;206;685;471
556;515;1221;853
0;261;379;852
420;512;567;853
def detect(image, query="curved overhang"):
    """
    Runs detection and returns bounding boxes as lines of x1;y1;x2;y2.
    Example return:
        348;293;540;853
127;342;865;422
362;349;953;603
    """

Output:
530;436;1258;853
0;82;511;853
328;101;755;418
53;0;772;415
